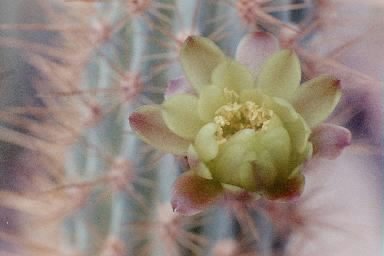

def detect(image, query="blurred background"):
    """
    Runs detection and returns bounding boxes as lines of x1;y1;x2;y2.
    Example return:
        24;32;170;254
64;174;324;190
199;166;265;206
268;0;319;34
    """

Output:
0;0;383;255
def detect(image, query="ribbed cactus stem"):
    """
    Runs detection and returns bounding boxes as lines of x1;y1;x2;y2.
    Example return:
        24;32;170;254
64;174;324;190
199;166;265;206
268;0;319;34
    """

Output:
202;208;233;249
85;130;103;178
156;154;178;202
130;18;148;73
74;212;89;252
212;2;245;52
103;9;150;250
174;0;199;34
108;191;128;236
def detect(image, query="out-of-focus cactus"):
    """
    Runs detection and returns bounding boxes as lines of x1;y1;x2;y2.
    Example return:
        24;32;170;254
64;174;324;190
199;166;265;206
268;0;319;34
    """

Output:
0;0;382;255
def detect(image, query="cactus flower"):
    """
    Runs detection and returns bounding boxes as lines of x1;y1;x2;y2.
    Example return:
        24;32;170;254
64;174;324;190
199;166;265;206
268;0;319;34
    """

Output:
129;32;351;215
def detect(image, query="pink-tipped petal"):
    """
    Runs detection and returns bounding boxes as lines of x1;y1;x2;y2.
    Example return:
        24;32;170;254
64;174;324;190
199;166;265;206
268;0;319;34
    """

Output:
235;32;279;78
171;171;223;216
164;76;194;99
310;123;352;160
291;75;342;127
180;36;226;93
162;94;204;140
265;171;305;201
129;105;190;155
257;49;301;99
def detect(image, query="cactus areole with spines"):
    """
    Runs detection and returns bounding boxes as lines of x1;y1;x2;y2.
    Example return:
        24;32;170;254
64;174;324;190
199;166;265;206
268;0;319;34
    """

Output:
129;32;351;216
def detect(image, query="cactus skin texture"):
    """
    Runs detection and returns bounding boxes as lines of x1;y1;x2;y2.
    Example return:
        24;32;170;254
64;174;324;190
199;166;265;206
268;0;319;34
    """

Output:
0;0;382;256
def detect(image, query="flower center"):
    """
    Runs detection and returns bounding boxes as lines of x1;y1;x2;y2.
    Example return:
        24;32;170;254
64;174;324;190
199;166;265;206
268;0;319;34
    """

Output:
213;89;273;144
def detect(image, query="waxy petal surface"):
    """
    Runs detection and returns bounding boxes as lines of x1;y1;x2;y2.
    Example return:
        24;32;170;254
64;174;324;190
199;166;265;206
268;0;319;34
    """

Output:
255;126;291;170
180;36;226;93
291;75;341;127
129;105;190;155
211;61;254;93
257;50;301;99
310;123;352;159
213;130;259;190
236;32;279;78
266;97;310;154
264;170;305;201
162;94;204;140
239;88;265;104
171;171;223;216
198;85;227;122
252;159;277;189
194;123;219;162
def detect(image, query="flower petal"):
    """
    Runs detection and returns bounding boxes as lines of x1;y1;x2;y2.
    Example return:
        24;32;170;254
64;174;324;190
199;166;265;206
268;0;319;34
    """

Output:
212;130;259;191
180;36;226;93
284;115;311;155
164;76;194;99
235;32;279;78
264;170;305;201
291;75;342;127
187;145;213;179
257;49;301;99
310;123;351;159
187;144;199;169
194;123;219;162
171;171;223;216
162;94;205;140
198;85;227;122
254;126;291;171
215;145;258;191
267;97;299;122
129;105;190;155
266;97;311;154
252;160;277;188
239;88;265;104
297;142;313;164
211;61;254;93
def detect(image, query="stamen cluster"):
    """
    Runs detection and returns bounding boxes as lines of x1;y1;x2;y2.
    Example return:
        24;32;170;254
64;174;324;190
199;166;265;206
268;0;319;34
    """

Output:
213;89;273;143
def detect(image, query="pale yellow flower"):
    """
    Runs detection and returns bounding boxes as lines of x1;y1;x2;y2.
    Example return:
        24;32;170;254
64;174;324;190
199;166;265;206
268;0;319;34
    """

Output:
129;33;351;215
